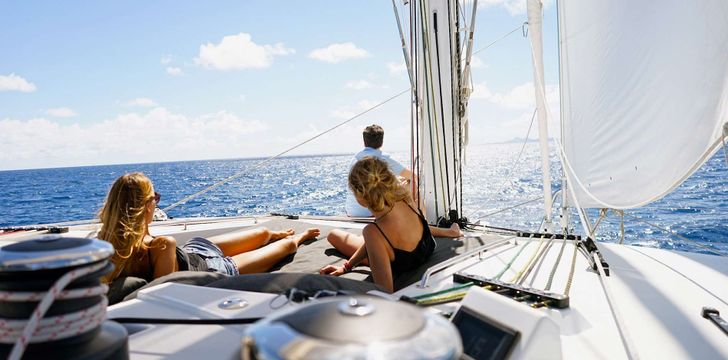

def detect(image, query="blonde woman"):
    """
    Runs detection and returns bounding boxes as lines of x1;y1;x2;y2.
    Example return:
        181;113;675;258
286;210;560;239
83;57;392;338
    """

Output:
320;157;461;292
98;172;319;283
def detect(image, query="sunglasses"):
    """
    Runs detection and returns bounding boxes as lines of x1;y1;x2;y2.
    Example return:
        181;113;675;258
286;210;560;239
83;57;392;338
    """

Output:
151;192;161;204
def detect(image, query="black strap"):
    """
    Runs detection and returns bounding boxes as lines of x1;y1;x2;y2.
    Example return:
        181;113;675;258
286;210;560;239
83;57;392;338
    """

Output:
373;222;395;249
110;317;261;325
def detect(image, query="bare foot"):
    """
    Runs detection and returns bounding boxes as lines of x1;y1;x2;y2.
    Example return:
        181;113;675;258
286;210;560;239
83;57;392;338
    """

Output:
291;228;321;246
270;228;295;241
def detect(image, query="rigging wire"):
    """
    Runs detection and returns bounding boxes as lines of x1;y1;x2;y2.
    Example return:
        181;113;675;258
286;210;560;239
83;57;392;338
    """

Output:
465;108;539;220
162;21;528;214
162;89;409;213
472;195;544;220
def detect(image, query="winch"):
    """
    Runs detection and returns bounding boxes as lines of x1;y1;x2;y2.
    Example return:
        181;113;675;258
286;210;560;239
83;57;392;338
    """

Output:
0;236;129;360
242;295;462;360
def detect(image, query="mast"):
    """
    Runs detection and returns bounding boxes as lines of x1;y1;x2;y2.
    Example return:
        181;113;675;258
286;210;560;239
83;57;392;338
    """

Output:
406;0;468;225
527;0;554;232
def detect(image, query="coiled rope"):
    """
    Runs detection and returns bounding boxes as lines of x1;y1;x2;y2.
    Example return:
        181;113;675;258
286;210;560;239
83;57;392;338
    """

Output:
0;261;108;360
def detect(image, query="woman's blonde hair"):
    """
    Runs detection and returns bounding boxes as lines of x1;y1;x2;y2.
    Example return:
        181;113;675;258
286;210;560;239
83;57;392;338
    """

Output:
97;172;155;282
349;156;409;213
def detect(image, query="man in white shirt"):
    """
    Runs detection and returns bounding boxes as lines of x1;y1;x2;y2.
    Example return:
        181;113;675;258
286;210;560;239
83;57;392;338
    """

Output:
345;124;413;217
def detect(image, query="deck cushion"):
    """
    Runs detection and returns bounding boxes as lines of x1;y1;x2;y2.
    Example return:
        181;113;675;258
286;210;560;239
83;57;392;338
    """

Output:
206;272;385;294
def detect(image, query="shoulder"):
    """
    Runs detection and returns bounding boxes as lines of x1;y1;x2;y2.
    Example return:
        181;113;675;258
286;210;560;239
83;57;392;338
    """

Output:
149;235;177;249
362;224;383;242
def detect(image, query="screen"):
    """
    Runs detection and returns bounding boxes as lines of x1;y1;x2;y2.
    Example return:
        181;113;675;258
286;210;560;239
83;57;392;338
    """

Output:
451;307;519;360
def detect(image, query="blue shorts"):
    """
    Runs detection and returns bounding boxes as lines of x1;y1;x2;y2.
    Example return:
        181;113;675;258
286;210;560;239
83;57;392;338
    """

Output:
182;237;239;276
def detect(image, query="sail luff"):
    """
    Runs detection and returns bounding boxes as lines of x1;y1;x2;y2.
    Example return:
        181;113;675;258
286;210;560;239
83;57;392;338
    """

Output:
527;0;554;230
410;0;464;224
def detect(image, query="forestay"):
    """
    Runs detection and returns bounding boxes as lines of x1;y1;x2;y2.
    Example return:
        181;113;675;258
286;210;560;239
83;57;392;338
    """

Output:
558;0;728;209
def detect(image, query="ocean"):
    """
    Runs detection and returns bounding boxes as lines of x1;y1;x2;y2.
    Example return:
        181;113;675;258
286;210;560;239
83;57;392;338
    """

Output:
1;143;726;254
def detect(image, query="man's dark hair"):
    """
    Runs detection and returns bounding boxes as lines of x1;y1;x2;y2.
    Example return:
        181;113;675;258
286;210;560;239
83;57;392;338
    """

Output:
363;124;384;149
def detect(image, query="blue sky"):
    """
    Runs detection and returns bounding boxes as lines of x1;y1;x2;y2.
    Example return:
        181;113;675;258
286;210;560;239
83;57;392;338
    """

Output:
0;0;559;170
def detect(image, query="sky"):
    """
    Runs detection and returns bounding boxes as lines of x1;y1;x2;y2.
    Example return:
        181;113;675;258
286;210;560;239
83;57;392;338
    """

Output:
0;0;559;170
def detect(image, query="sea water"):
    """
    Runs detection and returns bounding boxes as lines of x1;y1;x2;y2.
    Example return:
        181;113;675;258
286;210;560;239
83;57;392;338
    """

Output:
1;143;726;254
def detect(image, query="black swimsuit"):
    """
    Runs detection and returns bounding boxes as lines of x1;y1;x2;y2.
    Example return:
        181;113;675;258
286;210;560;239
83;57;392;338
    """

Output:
372;203;436;275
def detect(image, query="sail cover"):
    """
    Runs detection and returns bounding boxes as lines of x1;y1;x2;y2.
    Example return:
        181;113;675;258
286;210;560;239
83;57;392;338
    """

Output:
559;0;728;209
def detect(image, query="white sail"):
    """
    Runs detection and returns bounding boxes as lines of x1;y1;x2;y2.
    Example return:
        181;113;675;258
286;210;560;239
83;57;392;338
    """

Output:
559;0;728;209
410;0;466;223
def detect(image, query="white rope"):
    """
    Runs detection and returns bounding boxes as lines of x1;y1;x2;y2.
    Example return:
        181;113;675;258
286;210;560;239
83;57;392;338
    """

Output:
1;261;108;360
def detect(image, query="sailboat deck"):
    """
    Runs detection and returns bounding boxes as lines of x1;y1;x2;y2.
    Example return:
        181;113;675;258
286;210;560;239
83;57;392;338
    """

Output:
3;217;727;359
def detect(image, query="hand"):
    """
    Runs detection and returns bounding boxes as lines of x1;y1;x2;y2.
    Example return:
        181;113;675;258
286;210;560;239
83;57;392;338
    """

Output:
319;264;346;276
449;223;464;238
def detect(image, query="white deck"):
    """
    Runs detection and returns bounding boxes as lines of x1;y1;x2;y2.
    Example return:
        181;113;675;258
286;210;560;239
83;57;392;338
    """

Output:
3;217;727;359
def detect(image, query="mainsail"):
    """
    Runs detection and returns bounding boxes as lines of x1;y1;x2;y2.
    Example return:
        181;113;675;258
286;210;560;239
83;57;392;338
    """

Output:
404;0;470;224
558;0;728;209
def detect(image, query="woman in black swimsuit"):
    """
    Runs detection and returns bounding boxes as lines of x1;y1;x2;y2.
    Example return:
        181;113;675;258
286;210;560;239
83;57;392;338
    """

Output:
320;157;461;292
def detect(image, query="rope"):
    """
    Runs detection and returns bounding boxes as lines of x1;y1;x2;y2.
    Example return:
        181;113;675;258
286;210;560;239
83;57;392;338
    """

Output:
510;234;549;284
472;24;524;56
526;236;556;287
411;282;474;301
494;235;533;280
621;212;727;256
1;261;108;360
545;238;568;291
563;238;579;295
162;88;409;213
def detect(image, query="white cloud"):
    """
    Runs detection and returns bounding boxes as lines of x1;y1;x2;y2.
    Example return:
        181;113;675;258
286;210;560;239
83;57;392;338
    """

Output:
477;0;553;16
166;67;183;76
0;108;269;170
330;99;380;119
0;73;37;92
308;42;369;64
471;83;493;99
45;107;77;118
160;55;173;65
387;62;407;75
330;109;356;119
126;98;158;108
195;33;294;70
345;80;374;90
472;82;558;109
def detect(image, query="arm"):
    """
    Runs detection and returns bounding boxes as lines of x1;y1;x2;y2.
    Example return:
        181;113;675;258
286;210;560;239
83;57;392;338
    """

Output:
319;242;369;276
429;223;463;238
148;236;178;279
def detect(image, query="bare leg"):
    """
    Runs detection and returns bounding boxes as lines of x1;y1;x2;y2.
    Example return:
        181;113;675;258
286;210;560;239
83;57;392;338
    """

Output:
232;228;320;274
327;229;369;266
208;227;293;256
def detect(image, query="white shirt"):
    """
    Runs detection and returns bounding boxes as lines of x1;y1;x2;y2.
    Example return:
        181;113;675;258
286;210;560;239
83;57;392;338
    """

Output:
345;147;406;217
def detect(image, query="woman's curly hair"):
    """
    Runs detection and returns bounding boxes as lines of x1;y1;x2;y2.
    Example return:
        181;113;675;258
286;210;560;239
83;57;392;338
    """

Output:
348;156;409;213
